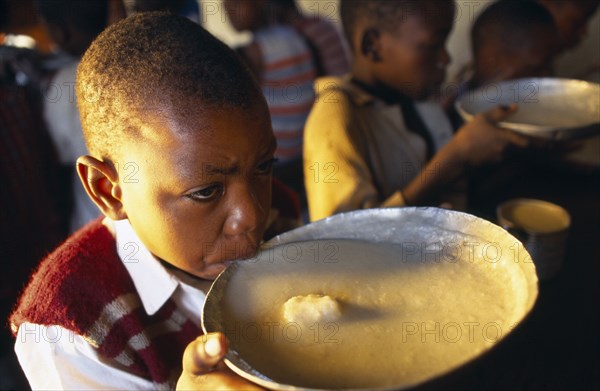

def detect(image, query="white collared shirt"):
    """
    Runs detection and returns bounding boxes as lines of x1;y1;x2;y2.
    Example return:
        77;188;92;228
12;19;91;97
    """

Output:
15;219;209;390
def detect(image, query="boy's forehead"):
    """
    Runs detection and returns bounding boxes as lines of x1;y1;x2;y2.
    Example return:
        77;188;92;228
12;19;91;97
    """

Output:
115;104;274;181
415;4;454;29
388;14;453;41
131;98;271;144
384;4;454;34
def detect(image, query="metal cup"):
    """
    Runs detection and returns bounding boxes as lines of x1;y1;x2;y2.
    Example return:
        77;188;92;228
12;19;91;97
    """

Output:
497;199;571;280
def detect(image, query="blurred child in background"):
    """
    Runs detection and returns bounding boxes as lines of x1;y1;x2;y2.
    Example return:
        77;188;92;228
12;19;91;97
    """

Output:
445;0;559;128
537;0;599;52
272;0;350;76
304;0;529;221
469;0;558;91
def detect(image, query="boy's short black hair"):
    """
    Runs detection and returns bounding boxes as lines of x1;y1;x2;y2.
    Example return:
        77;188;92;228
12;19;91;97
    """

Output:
339;0;454;52
472;0;556;57
76;12;260;160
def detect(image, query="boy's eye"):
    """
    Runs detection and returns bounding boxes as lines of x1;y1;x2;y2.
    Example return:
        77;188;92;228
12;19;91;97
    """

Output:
187;184;224;202
256;158;278;175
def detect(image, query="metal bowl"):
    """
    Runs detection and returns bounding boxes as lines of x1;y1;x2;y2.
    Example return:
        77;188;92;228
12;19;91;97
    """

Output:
455;78;600;140
202;207;539;390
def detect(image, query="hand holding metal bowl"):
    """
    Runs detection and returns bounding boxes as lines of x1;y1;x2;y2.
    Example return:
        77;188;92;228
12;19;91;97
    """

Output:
455;78;600;141
202;208;539;391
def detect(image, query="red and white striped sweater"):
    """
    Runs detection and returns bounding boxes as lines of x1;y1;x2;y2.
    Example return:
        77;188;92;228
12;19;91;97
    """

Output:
10;218;200;390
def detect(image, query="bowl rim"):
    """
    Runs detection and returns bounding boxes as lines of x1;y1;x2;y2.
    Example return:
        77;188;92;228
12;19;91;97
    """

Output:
202;207;540;391
454;77;600;138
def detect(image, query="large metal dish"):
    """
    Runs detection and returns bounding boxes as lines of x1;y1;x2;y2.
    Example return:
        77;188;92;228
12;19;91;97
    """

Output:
202;207;539;390
455;78;600;140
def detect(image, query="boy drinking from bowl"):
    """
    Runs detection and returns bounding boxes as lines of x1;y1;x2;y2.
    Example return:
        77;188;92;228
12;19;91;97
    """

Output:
445;0;559;128
304;0;530;221
10;12;276;390
465;0;558;98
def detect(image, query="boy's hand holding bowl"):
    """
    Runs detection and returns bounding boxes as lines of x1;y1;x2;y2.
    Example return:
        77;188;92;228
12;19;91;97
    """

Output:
178;333;263;391
454;103;530;166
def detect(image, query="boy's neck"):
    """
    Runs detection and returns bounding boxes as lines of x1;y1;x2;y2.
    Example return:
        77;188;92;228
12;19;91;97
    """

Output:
350;75;413;105
159;258;213;289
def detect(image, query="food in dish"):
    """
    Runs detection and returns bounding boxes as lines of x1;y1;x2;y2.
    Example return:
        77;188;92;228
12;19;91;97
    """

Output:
283;294;342;325
218;239;530;389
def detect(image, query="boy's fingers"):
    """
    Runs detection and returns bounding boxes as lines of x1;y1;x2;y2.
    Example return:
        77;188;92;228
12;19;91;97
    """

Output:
178;334;264;390
478;104;529;148
182;333;229;375
483;103;518;123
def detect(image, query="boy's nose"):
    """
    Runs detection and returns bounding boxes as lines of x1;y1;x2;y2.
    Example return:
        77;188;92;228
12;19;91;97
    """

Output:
223;183;265;237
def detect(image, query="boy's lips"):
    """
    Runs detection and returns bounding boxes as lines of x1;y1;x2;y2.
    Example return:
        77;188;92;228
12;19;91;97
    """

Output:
200;238;260;278
211;244;259;264
203;246;259;279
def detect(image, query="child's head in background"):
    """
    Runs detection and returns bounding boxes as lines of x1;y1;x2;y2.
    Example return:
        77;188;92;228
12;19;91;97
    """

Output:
538;0;599;51
224;0;270;32
340;0;455;100
76;12;277;280
471;0;558;88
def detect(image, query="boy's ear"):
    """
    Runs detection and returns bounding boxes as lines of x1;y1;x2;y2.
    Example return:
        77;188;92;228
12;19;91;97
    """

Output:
360;28;382;62
76;156;127;221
